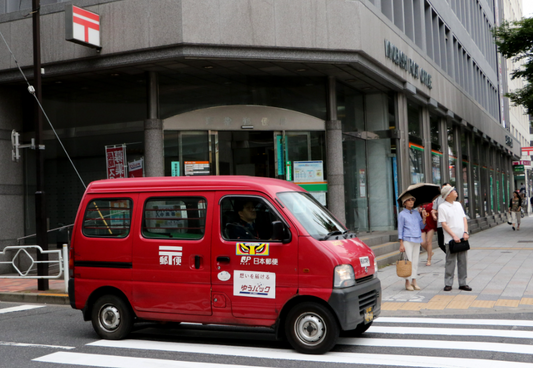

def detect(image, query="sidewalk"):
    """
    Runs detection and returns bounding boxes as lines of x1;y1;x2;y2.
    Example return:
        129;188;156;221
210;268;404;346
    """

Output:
0;279;68;305
379;215;533;316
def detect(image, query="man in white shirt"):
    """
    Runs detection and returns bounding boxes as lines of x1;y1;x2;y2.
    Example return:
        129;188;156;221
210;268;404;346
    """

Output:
438;186;472;292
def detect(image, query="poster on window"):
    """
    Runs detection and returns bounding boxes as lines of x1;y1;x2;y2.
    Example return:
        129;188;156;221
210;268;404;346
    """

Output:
128;158;144;178
106;145;127;179
359;169;366;197
293;161;324;183
184;161;210;176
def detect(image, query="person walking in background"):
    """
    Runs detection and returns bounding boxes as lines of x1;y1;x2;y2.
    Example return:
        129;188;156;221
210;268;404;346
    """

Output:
432;183;451;253
439;186;471;292
398;193;427;291
509;191;522;231
420;201;436;266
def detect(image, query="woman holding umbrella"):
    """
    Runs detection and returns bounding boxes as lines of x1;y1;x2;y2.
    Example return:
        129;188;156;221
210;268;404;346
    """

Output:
398;193;427;291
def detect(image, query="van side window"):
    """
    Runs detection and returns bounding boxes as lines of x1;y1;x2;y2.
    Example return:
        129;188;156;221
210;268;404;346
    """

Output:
221;197;282;241
143;197;206;240
82;199;132;238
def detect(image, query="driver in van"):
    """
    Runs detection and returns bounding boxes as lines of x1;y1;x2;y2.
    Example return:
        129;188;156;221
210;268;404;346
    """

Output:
226;200;261;240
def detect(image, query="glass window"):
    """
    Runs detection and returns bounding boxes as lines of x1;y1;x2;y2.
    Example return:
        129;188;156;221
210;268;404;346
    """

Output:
220;196;286;241
408;102;424;184
448;124;457;187
143;197;206;240
82;199;132;238
430;114;441;185
277;192;345;239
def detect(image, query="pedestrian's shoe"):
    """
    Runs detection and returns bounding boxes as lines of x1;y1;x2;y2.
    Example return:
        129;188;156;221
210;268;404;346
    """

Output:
406;284;414;291
459;285;472;291
512;226;516;231
443;286;452;291
413;285;421;290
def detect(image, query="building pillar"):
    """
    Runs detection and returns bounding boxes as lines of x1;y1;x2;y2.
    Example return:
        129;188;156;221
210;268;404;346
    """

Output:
144;71;164;177
396;93;409;191
325;76;346;225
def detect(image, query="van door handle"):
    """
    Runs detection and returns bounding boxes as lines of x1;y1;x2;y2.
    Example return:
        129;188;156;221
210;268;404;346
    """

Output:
217;256;230;264
194;255;201;269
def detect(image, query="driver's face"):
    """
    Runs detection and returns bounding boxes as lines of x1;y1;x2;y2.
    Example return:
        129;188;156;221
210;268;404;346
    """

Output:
239;202;257;223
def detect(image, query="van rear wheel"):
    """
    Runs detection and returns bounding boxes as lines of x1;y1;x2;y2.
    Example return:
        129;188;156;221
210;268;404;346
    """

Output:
285;302;339;354
91;295;133;340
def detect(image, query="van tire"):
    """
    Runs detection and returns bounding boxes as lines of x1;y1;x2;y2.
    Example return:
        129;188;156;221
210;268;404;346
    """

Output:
340;321;373;337
91;295;133;340
285;302;339;354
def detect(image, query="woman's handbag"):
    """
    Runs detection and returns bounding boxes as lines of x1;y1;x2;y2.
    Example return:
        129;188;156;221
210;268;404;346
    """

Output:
396;252;412;278
448;238;470;254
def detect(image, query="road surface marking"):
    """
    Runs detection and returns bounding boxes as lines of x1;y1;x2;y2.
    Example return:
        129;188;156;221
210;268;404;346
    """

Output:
86;340;533;368
367;325;533;338
0;341;73;349
0;305;44;314
375;317;533;327
35;352;273;368
339;337;533;355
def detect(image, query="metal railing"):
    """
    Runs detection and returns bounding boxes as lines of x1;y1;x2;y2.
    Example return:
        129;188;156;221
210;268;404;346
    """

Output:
0;244;69;293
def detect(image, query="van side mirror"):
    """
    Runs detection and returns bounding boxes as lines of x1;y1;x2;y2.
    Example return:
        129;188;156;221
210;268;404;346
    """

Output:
272;221;290;244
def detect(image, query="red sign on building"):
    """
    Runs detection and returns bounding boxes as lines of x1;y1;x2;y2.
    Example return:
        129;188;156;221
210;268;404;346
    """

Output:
106;145;127;179
65;5;101;49
521;147;533;156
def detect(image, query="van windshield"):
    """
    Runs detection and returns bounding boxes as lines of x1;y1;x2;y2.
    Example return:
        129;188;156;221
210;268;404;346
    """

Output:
277;192;346;240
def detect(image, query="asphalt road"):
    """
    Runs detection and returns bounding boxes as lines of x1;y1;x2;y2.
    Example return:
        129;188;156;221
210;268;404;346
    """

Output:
2;301;533;368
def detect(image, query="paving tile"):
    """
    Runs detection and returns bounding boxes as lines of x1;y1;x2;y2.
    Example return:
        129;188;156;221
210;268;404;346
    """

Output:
520;298;533;305
382;302;404;311
494;299;521;307
470;300;496;308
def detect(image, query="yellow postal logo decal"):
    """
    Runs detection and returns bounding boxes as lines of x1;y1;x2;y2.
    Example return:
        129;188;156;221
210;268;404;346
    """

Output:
236;243;269;256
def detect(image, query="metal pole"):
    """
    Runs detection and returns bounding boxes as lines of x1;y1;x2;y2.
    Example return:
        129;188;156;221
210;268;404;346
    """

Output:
33;0;48;291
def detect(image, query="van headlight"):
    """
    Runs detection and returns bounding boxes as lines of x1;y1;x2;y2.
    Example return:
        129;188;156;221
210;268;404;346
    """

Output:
333;264;355;288
373;258;379;279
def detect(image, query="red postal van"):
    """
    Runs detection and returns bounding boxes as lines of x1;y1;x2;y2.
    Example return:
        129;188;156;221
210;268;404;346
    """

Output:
69;176;381;354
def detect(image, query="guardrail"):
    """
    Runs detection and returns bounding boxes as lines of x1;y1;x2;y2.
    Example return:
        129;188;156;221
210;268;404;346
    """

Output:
0;244;69;293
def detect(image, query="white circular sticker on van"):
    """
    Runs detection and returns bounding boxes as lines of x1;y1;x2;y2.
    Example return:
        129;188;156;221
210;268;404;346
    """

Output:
218;271;231;281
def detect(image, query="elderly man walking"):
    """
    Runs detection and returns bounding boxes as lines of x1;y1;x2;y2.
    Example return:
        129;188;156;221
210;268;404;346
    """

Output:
438;186;472;292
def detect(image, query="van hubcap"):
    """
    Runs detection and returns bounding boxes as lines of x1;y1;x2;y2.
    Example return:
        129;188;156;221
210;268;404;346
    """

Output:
99;305;121;331
294;313;326;346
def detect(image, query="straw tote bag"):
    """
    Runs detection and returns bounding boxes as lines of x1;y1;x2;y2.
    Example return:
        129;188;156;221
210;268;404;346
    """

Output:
396;252;412;278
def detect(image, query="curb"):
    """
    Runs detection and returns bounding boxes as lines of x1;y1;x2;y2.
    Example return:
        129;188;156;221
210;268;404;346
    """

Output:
0;292;69;305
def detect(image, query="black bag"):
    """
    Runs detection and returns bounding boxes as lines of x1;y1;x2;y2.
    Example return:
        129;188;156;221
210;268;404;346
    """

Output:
448;238;470;254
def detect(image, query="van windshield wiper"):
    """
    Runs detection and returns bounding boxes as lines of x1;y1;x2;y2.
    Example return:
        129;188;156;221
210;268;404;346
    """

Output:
320;230;347;240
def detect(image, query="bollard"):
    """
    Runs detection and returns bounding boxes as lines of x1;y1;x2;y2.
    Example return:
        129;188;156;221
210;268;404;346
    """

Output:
63;243;69;294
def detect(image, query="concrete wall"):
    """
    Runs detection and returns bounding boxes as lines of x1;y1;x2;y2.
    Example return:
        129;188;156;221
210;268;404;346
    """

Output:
0;0;518;153
0;87;23;273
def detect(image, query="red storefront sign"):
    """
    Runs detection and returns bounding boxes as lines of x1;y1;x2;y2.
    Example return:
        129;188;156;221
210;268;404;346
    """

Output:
521;147;533;155
106;145;127;179
65;5;101;49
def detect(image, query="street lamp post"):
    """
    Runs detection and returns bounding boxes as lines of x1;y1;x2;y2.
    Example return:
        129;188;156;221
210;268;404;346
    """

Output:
32;0;48;291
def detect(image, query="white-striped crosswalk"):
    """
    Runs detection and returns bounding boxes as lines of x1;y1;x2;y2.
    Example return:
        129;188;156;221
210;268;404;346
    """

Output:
33;317;533;368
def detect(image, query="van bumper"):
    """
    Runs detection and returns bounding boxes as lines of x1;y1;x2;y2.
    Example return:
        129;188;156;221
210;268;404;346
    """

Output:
68;278;76;309
328;278;381;331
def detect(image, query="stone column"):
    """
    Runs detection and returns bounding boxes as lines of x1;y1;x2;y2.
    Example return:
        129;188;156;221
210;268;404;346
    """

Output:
325;76;346;225
396;93;409;191
144;71;164;177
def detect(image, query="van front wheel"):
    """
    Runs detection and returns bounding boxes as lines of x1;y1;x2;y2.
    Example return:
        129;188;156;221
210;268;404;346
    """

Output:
91;295;133;340
285;302;339;354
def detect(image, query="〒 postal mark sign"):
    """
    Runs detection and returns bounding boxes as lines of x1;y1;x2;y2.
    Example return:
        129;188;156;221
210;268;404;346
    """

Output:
65;5;101;49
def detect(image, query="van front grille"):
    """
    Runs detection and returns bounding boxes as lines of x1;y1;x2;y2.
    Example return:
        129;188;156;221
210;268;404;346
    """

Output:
356;275;374;284
358;289;379;313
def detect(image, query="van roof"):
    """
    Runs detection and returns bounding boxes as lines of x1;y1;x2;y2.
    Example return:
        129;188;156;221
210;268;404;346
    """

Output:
85;176;306;196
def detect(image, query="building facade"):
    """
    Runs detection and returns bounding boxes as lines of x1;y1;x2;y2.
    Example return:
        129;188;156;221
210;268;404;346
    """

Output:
0;0;521;249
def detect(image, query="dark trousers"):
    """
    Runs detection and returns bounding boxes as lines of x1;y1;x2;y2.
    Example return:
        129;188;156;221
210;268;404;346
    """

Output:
437;227;446;253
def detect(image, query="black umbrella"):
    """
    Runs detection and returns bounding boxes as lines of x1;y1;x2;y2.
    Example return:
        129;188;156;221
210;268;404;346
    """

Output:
397;183;441;208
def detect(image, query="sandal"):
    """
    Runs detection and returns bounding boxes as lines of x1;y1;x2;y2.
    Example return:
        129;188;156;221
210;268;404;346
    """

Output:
426;261;431;266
